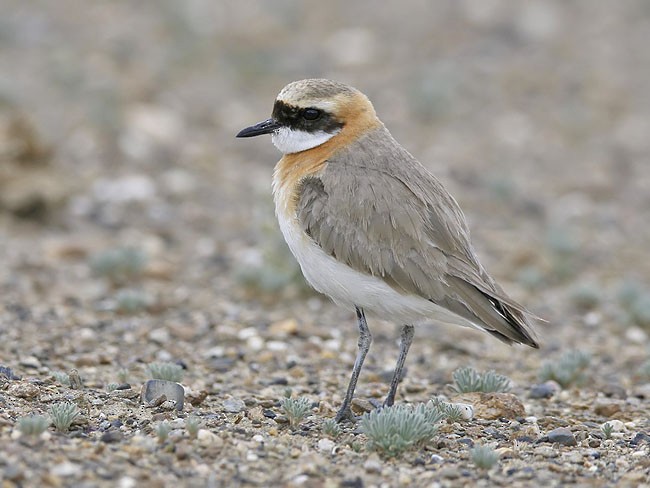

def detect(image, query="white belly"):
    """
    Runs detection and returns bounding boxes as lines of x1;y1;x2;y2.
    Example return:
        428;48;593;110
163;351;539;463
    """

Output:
274;203;476;328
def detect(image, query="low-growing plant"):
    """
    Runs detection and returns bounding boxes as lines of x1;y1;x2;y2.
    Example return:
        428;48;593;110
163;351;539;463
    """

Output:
48;402;79;432
155;421;171;443
280;396;312;429
538;350;591;387
90;247;147;284
322;419;342;439
114;288;151;314
451;367;512;393
470;444;499;470
147;362;184;383
17;415;50;436
186;416;201;439
360;403;440;458
52;371;71;386
106;383;119;392
601;422;614;440
117;368;130;384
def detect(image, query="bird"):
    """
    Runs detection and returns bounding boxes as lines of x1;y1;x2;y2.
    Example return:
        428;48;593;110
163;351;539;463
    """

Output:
236;78;539;422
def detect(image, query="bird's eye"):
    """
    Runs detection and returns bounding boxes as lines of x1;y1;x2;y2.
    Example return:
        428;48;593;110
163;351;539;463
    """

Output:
302;108;321;121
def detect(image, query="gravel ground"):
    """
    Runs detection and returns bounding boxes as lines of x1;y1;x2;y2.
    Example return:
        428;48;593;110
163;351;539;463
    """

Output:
1;1;650;487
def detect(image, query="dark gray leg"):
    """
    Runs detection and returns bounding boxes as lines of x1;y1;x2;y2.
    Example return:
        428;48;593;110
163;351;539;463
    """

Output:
334;307;372;423
383;324;415;408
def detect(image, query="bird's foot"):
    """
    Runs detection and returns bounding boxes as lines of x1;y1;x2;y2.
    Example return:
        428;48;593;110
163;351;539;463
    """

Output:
334;406;358;424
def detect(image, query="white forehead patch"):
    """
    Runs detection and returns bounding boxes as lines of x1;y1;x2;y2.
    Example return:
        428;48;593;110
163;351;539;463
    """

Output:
271;127;339;154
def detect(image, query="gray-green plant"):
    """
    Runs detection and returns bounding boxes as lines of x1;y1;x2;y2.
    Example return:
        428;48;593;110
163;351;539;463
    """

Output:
48;402;79;432
106;383;119;392
52;371;71;386
570;283;601;311
185;416;201;439
280;396;312;429
451;367;512;393
114;288;151;314
90;247;147;284
117;368;130;384
360;403;441;458
538;350;591;387
155;421;171;443
322;419;342;439
147;362;184;383
618;280;650;328
470;444;499;470
601;422;614;440
17;415;50;436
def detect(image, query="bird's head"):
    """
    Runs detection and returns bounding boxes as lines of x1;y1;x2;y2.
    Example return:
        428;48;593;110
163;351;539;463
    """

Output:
236;79;378;154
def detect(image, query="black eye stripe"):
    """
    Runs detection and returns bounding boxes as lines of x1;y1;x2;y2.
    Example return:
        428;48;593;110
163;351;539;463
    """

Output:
272;101;344;133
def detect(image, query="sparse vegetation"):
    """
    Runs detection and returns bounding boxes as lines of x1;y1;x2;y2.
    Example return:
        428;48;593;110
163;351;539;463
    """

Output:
90;247;147;284
360;403;441;458
279;396;312;429
48;402;79;432
186;416;201;439
147;362;184;383
17;415;50;436
470;444;500;470
52;371;71;386
451;367;512;393
322;419;342;439
155;421;172;443
601;422;614;440
538;350;591;387
114;288;151;314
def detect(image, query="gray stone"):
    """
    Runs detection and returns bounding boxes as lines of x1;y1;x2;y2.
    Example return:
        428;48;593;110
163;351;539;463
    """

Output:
530;381;560;399
222;397;246;413
547;427;577;446
140;379;184;410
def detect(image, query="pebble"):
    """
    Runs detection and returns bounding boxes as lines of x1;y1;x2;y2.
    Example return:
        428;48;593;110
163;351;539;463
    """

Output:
51;462;82;477
534;446;558;458
363;454;382;473
100;430;123;443
439;467;461;479
602;419;625;432
529;381;560;399
197;429;223;448
317;438;335;453
19;356;41;369
223;397;246;413
546;427;577;446
7;382;40;399
430;454;444;464
594;401;621;417
140;380;184;410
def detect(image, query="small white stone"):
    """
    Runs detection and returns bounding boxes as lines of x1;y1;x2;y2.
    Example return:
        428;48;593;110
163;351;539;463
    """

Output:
266;341;288;352
253;434;264;443
51;462;81;477
632;450;647;458
238;327;258;340
602;420;625;432
317;438;335;453
247;336;265;351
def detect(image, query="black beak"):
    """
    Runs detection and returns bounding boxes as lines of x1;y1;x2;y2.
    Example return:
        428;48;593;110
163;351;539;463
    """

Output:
236;118;281;138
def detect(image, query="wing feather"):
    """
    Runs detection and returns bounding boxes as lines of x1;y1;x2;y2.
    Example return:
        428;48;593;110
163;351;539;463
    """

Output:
295;126;539;347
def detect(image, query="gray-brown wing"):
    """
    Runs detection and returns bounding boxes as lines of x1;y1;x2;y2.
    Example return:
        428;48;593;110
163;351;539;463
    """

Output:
295;135;538;347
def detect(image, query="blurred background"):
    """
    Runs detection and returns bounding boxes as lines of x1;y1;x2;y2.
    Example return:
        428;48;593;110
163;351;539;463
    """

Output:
1;0;650;373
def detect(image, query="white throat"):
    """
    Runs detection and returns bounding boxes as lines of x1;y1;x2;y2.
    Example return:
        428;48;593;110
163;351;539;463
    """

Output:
271;127;339;154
